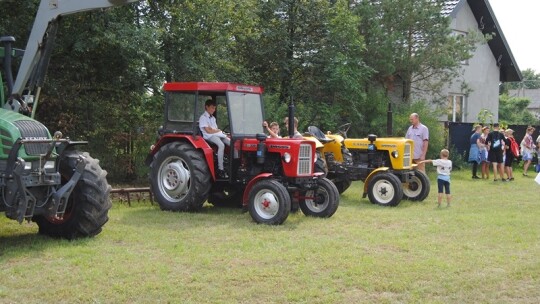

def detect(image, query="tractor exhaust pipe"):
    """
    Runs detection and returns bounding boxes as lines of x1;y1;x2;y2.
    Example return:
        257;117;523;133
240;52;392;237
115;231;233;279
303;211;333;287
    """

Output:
1;36;16;97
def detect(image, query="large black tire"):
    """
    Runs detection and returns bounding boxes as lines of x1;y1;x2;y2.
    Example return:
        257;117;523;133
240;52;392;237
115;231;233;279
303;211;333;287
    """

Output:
248;179;291;225
299;177;339;218
402;170;430;201
314;152;328;178
333;177;352;195
150;142;211;212
33;151;111;239
367;172;403;207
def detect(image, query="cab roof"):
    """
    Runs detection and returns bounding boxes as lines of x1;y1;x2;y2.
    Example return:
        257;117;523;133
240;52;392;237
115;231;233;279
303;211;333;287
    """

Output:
163;82;264;94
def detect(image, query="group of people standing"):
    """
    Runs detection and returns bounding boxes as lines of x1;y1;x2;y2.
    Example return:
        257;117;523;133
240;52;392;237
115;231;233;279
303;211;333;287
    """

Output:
469;124;539;181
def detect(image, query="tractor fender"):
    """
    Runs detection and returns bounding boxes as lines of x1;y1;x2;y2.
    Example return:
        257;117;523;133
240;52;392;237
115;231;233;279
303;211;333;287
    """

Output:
242;173;273;208
145;134;215;174
302;135;324;149
362;167;391;198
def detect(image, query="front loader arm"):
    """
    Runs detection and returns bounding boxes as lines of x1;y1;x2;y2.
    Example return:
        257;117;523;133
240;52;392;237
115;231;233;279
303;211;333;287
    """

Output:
11;0;139;116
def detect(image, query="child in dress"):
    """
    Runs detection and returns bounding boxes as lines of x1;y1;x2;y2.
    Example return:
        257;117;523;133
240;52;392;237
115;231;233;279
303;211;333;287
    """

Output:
479;126;490;179
419;149;452;207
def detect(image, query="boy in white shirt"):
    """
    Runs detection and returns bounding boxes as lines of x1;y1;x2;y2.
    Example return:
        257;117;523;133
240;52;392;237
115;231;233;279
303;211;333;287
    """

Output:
419;149;452;207
199;99;230;179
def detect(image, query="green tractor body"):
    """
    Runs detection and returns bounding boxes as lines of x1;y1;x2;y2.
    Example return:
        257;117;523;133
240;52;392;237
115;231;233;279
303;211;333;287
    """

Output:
1;0;139;238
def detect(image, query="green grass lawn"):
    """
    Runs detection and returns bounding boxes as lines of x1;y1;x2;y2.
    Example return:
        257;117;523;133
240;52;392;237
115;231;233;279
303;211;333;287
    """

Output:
1;168;540;303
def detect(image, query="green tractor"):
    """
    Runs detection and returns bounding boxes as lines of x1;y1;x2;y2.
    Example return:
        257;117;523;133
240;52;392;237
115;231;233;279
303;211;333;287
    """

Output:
0;0;138;238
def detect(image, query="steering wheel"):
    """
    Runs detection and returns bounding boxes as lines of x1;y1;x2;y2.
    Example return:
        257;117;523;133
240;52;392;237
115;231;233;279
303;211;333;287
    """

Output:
337;123;351;138
221;124;230;134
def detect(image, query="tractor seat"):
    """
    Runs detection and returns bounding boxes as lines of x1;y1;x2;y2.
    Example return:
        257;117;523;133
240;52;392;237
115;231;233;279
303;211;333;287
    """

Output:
307;126;335;144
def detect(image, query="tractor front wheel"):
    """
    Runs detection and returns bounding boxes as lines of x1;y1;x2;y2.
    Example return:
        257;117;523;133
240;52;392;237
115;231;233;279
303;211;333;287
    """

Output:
33;151;111;239
248;179;290;225
299;177;339;217
402;170;430;201
367;173;403;207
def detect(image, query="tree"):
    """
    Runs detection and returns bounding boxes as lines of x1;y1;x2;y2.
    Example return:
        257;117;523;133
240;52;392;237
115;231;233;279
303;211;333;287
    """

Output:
498;94;538;126
501;68;540;92
353;0;480;103
243;0;373;133
142;0;258;83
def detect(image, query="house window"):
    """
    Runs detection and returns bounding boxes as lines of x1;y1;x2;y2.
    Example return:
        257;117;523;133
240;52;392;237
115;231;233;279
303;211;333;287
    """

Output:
448;94;465;122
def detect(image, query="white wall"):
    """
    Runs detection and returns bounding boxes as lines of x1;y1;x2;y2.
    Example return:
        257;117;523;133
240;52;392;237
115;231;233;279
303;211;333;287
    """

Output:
409;2;501;123
449;2;500;122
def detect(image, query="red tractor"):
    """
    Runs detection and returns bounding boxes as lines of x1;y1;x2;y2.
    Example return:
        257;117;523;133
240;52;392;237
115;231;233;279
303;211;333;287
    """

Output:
146;82;339;224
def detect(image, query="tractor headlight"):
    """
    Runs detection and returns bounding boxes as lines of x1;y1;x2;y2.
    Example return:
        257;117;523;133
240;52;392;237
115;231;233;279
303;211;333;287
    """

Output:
391;150;399;158
44;161;55;170
24;161;31;170
283;152;292;163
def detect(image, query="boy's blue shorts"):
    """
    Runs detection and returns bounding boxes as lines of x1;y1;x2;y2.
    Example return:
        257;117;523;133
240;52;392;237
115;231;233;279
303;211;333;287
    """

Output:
437;179;450;194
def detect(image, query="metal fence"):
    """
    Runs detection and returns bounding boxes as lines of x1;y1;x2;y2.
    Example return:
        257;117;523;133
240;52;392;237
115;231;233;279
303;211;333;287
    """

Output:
447;122;540;159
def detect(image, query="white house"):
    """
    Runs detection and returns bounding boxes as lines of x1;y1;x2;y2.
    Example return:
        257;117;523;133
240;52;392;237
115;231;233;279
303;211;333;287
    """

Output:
407;0;522;123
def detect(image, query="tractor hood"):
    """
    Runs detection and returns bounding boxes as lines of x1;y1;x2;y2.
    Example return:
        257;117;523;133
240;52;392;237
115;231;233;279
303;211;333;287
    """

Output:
0;108;52;159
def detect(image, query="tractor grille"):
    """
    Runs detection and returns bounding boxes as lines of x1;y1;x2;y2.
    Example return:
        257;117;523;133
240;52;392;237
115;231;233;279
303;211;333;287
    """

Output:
297;143;313;175
13;120;49;156
403;143;412;167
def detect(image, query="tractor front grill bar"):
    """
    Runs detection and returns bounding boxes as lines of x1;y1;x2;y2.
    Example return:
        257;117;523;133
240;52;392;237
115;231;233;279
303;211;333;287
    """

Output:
13;120;49;155
404;143;412;167
297;144;313;175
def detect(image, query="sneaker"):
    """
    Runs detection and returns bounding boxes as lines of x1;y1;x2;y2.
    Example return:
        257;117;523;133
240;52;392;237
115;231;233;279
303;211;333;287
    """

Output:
509;177;514;181
217;169;229;179
472;176;481;179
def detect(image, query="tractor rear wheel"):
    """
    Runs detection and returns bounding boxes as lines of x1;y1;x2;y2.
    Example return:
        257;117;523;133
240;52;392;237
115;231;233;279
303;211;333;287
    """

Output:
33;151;111;239
367;172;403;207
150;142;210;212
299;177;339;217
248;179;290;225
402;170;430;201
314;153;328;177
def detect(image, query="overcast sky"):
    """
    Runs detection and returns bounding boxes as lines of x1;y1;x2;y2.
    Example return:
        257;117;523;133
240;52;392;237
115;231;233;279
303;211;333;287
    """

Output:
488;0;538;73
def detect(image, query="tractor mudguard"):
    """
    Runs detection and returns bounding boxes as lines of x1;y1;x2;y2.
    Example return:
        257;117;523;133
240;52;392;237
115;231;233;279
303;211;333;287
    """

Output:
145;134;215;172
242;173;273;208
362;167;390;198
302;135;324;149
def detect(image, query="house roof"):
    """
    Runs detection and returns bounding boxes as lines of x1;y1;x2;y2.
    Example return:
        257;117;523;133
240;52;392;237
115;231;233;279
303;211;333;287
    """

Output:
444;0;522;82
508;89;540;109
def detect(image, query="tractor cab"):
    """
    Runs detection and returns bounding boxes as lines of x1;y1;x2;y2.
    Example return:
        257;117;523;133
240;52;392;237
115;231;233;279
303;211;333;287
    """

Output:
155;82;268;180
161;82;264;138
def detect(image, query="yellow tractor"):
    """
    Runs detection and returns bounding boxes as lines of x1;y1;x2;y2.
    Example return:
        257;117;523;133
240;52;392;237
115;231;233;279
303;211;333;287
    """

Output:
306;123;430;206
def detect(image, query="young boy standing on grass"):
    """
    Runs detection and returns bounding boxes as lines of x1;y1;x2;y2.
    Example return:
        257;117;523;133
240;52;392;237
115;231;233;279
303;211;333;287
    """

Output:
419;149;452;207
